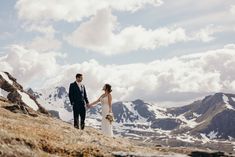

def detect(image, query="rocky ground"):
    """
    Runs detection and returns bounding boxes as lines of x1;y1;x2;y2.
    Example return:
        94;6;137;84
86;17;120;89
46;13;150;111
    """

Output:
0;100;234;157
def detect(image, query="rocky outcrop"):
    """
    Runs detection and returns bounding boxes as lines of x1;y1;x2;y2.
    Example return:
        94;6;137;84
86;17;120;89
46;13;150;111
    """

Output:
48;110;60;119
0;71;48;115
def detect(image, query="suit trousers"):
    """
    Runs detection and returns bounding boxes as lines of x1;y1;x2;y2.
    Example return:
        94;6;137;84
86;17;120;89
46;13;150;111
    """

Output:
73;104;86;129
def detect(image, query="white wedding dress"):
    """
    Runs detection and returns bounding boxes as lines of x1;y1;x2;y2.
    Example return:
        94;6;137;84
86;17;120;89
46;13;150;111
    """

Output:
100;96;113;137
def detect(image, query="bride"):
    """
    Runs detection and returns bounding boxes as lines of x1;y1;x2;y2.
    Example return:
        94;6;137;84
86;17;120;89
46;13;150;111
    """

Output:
88;84;113;137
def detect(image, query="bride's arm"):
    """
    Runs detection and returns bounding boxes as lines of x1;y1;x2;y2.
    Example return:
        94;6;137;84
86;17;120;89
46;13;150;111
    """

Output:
89;95;103;107
108;94;112;113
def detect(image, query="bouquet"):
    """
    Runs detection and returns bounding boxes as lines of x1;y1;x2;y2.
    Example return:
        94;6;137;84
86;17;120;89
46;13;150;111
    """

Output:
105;113;114;124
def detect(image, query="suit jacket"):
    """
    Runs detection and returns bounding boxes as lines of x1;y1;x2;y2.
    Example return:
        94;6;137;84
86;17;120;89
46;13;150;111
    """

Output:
68;82;89;107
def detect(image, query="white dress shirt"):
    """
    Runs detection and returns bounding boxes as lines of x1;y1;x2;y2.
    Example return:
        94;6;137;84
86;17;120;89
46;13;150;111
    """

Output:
76;81;84;92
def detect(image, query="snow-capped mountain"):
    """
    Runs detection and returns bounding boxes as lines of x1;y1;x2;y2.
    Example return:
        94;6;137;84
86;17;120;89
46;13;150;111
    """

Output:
32;86;235;138
29;86;235;153
28;86;72;121
168;93;235;139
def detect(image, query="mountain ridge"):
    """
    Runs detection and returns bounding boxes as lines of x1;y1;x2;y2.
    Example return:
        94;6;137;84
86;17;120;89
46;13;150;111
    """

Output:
28;86;235;154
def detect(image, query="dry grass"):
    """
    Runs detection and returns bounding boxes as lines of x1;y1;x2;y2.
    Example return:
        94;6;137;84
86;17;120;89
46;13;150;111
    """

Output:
1;101;185;157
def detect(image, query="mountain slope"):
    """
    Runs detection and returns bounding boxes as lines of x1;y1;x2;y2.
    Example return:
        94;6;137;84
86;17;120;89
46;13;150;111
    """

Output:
1;99;198;157
36;87;235;140
169;93;235;139
32;87;235;154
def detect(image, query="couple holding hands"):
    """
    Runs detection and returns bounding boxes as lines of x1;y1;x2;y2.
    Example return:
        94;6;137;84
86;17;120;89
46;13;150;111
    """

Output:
68;73;113;137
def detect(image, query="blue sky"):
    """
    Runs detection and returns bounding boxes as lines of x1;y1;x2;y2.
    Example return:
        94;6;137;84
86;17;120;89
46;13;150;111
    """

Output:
1;0;235;105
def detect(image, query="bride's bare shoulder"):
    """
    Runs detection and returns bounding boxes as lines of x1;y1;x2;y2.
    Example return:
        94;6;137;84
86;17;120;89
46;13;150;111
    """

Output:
108;93;112;98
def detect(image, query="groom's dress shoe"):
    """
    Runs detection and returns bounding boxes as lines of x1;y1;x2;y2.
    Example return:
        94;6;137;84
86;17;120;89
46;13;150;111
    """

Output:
74;125;79;129
81;124;85;130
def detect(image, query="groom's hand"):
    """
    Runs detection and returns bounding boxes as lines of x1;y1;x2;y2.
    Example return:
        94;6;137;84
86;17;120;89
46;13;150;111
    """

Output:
86;104;90;109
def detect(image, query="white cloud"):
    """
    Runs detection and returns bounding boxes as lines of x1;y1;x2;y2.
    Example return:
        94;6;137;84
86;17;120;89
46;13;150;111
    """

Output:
15;0;163;22
1;44;235;103
21;22;61;52
65;9;188;55
25;23;56;35
66;9;227;55
41;44;235;103
0;45;64;87
230;5;235;14
192;25;224;42
26;35;62;52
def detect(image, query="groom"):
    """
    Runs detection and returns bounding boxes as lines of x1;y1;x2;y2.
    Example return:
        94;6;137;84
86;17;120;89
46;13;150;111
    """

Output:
69;73;89;130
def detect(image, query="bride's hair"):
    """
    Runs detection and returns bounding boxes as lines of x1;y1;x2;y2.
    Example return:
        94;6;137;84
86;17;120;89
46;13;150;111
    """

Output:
105;84;112;93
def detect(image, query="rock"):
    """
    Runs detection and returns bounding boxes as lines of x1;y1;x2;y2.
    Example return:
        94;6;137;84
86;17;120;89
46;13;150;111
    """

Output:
7;90;22;103
189;151;229;157
48;110;60;119
3;104;28;114
0;71;48;115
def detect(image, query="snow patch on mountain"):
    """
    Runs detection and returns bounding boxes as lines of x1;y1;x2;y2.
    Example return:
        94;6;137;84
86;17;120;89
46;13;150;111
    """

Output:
177;114;199;128
123;102;148;124
18;90;39;111
176;136;195;143
0;89;10;97
223;94;235;110
232;97;235;102
192;112;201;118
200;133;211;144
147;103;171;119
36;87;72;121
207;131;218;139
0;72;13;85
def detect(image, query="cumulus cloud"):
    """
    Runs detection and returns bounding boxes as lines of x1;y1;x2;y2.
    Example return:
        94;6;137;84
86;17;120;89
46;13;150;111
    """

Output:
26;35;62;52
25;23;56;35
230;5;235;14
192;25;224;42
65;9;188;55
15;0;163;22
1;44;235;104
21;23;61;52
16;1;227;55
65;9;226;55
0;45;64;87
41;44;235;103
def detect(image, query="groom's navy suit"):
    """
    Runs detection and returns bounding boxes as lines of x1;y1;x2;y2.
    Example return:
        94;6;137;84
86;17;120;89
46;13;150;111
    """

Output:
69;82;89;129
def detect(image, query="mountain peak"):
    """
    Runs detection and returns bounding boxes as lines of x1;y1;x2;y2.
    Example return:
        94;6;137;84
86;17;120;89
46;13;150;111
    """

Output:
132;99;145;104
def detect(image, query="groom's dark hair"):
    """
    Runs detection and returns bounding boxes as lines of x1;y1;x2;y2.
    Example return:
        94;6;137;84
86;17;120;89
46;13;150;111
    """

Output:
76;73;82;78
